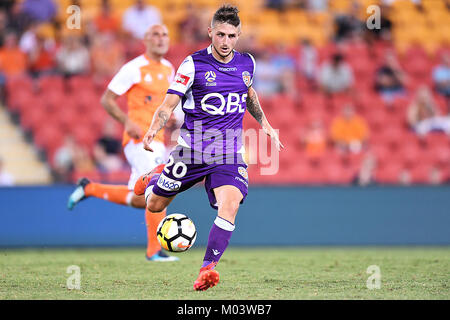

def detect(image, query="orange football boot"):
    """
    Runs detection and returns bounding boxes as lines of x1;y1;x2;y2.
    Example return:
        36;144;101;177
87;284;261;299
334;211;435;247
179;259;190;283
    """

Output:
134;164;165;196
193;262;219;291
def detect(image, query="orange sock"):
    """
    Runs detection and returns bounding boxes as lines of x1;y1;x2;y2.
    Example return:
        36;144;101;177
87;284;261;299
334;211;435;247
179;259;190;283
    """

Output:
145;208;166;258
84;183;132;206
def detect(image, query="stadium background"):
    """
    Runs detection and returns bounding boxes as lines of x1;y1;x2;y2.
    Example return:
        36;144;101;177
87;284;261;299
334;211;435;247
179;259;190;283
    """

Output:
0;0;449;247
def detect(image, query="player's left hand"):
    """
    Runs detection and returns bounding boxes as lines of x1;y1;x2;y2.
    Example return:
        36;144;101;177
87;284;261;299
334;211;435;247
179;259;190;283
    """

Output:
262;124;284;151
143;129;157;152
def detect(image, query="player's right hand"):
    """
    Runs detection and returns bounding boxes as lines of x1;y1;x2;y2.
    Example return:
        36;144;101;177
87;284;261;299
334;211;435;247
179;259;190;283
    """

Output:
143;129;157;152
125;118;142;140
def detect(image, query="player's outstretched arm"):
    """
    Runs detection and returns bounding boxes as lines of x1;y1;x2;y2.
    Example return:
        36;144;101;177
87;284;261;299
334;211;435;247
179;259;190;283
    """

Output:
101;89;142;140
143;93;181;152
246;87;284;151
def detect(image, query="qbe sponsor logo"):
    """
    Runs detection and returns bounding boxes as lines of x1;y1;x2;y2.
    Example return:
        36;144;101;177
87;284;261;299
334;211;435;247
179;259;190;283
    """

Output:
157;173;182;191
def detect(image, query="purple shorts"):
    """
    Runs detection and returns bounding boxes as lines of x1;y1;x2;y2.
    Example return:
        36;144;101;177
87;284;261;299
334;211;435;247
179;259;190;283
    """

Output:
150;145;249;209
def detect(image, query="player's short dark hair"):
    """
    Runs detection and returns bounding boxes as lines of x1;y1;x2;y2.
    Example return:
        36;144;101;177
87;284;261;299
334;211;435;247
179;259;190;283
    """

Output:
211;5;240;28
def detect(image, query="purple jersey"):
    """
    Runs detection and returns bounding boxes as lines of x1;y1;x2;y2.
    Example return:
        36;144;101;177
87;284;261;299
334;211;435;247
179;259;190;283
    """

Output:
167;45;256;158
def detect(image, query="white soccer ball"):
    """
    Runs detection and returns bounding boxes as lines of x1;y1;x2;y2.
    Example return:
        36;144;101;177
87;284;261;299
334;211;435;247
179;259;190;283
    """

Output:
156;213;197;252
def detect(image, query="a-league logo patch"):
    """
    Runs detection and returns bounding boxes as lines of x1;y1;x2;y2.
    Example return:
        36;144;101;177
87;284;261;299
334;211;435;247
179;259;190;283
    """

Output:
242;71;251;87
238;166;248;180
205;71;216;82
204;71;217;87
175;73;190;85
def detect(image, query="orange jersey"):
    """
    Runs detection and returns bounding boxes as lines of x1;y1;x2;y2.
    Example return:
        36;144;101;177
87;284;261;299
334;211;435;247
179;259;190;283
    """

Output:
108;54;174;146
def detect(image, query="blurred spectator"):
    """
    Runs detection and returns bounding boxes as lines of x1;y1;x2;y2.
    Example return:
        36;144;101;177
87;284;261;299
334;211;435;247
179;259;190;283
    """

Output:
398;168;412;186
407;86;450;136
93;120;124;172
265;0;286;11
90;32;124;81
0;31;27;77
279;69;298;98
297;39;317;81
53;135;77;182
330;104;369;153
53;135;95;182
375;51;407;102
0;157;14;186
93;0;120;34
0;10;7;47
72;145;96;178
253;51;279;97
301;119;327;158
428;166;445;185
353;152;377;186
27;33;56;78
5;1;32;35
56;35;90;77
19;22;39;54
432;52;450;98
178;3;207;44
366;4;392;42
271;43;296;72
21;0;57;24
318;52;354;94
334;1;364;42
306;0;328;11
122;0;162;39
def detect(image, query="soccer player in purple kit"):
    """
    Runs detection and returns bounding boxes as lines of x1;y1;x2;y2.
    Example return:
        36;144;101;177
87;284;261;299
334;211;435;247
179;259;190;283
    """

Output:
136;5;283;291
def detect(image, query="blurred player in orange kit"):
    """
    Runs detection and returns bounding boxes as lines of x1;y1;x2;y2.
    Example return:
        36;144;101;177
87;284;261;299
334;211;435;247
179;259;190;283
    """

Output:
67;24;182;262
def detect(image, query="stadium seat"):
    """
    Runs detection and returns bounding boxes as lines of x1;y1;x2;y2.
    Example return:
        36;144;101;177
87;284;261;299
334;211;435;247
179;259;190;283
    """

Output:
55;108;80;129
20;105;48;131
44;90;67;112
68;75;94;92
329;93;353;111
410;164;431;184
400;144;422;168
5;76;34;98
375;163;403;184
33;125;64;153
422;133;450;149
290;161;319;184
77;90;101;112
371;144;391;167
374;126;406;150
355;92;385;111
71;124;97;149
301;92;328;111
366;109;389;131
426;144;450;167
321;162;355;184
38;75;64;93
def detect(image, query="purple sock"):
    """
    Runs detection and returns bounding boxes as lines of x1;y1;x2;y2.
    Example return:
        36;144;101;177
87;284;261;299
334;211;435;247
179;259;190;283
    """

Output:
202;216;235;268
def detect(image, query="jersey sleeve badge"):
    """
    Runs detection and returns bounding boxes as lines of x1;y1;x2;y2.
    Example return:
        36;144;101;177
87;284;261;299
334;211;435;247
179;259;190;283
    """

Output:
175;73;190;86
242;71;251;87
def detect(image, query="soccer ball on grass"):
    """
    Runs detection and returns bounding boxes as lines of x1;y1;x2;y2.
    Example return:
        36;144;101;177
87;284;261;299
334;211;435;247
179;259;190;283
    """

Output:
156;213;197;252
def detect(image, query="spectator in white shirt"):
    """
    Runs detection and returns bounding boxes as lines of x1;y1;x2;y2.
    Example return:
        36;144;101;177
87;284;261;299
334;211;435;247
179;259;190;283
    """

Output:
122;0;162;39
318;52;354;94
56;35;90;77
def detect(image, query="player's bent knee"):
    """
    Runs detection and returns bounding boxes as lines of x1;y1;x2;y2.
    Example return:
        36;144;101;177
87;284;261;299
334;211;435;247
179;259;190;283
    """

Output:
130;194;146;208
147;200;165;213
219;200;240;217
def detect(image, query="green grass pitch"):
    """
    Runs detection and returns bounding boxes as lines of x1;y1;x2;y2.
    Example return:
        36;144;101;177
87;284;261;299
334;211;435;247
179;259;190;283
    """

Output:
0;247;448;300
